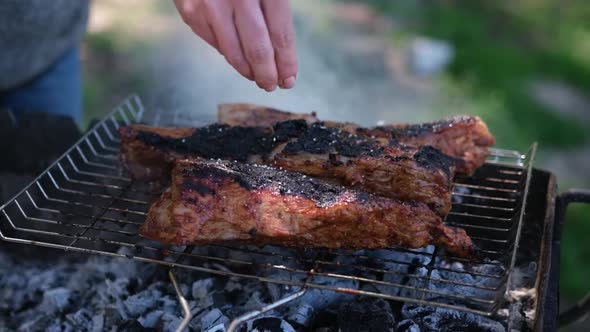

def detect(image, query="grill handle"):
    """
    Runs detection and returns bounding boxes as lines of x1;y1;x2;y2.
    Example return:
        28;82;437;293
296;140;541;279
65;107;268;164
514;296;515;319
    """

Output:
556;189;590;327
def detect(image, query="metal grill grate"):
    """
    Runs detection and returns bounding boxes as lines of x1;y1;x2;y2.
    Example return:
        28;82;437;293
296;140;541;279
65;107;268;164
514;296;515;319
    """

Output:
0;95;537;318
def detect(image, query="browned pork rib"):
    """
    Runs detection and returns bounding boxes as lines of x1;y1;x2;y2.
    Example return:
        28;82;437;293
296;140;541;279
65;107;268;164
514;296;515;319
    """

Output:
119;124;195;180
355;116;495;174
141;159;474;257
218;105;495;174
218;103;318;127
119;121;455;214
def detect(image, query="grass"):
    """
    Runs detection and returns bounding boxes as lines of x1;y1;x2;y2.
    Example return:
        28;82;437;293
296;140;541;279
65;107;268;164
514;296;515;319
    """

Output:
561;204;590;296
353;0;590;299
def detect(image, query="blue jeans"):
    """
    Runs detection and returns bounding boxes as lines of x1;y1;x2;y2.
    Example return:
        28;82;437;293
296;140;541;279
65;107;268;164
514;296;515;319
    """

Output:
0;48;82;124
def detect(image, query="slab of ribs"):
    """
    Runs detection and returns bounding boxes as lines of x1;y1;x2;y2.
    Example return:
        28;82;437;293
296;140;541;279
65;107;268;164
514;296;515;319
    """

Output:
120;104;495;257
140;159;474;258
218;103;495;174
120;121;456;214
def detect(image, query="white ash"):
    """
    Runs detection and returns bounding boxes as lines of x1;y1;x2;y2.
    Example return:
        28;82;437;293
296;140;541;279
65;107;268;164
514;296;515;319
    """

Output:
399;303;505;332
428;259;506;302
502;263;539;329
286;304;315;328
200;308;230;330
338;298;396;332
241;316;297;332
40;287;73;314
0;237;538;331
508;262;538;291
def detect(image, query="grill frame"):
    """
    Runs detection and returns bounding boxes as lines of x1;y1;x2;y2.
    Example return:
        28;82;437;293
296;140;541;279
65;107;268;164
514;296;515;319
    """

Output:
0;95;540;322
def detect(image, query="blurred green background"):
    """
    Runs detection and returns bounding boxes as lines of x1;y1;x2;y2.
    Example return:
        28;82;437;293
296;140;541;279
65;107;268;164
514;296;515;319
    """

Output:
82;0;589;329
354;1;590;321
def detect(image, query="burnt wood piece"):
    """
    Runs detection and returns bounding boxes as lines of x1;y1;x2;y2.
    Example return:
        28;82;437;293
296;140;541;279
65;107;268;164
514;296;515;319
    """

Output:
140;159;474;258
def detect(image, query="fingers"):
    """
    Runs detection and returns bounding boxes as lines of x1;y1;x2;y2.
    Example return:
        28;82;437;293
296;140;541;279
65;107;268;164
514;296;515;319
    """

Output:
175;0;298;91
174;0;218;49
234;0;278;92
262;0;298;89
192;8;219;49
203;1;253;80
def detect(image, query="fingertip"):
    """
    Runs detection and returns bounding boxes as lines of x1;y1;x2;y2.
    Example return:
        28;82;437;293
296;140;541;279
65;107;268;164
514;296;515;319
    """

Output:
281;76;296;89
256;82;276;92
244;68;255;81
240;66;255;81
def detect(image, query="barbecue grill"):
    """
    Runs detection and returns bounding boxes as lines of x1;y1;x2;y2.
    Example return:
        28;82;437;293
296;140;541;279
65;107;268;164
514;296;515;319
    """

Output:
1;95;588;331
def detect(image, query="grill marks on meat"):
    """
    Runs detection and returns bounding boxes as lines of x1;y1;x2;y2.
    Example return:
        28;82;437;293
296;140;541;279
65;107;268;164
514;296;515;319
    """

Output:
218;105;495;174
140;159;474;258
119;121;455;214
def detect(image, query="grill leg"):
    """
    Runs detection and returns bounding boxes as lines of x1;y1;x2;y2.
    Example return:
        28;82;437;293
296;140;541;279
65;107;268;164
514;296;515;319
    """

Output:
227;288;307;332
170;269;193;332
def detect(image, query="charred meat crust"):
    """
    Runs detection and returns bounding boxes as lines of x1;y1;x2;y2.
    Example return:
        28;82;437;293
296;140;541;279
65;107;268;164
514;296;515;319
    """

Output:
125;120;455;174
118;125;194;181
217;104;494;175
140;159;474;258
119;121;455;214
137;124;278;162
133;120;309;162
180;161;369;208
280;123;456;179
280;123;385;157
352;116;495;174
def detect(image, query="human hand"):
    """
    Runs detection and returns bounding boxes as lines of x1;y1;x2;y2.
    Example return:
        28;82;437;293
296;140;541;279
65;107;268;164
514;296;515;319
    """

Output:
174;0;298;92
